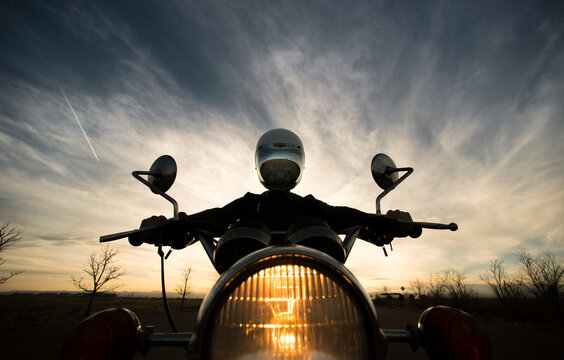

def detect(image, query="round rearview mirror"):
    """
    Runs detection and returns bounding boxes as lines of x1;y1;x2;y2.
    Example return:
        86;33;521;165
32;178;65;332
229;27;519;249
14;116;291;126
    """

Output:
371;153;398;190
148;155;177;193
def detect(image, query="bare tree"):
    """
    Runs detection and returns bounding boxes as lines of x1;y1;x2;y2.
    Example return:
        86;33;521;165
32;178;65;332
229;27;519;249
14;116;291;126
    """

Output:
426;272;445;299
439;269;472;299
518;250;564;301
175;266;192;310
410;278;426;298
518;249;563;320
481;259;507;301
71;244;126;316
0;223;24;286
480;259;524;304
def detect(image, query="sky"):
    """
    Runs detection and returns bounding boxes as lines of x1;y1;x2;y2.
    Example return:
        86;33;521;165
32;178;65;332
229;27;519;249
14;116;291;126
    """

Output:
1;0;563;297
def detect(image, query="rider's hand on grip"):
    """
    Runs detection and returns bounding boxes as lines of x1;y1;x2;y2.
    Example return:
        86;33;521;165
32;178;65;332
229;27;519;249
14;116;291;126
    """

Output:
161;215;192;249
128;215;167;246
365;210;421;245
386;209;422;238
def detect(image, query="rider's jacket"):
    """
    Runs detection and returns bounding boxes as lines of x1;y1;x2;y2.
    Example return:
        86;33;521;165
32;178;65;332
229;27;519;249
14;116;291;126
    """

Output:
183;190;370;237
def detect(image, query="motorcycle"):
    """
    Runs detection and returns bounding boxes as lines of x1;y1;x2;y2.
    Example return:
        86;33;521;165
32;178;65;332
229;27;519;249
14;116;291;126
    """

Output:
60;154;492;360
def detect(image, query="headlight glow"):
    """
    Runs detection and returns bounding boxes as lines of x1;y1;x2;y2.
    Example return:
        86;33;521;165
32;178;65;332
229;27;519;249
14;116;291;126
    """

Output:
206;262;372;359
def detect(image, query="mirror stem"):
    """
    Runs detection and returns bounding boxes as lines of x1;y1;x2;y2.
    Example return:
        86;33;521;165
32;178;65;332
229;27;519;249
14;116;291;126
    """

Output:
132;171;179;218
376;167;413;215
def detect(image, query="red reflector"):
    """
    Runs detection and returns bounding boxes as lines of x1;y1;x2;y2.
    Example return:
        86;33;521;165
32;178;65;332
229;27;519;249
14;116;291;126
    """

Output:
60;308;140;360
418;306;492;360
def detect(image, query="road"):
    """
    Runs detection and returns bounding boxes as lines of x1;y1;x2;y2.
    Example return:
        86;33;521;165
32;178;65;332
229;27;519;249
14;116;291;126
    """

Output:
1;307;563;359
376;307;564;360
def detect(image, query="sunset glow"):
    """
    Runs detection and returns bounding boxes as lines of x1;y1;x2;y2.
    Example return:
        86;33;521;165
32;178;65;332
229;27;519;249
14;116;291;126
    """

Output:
1;1;563;297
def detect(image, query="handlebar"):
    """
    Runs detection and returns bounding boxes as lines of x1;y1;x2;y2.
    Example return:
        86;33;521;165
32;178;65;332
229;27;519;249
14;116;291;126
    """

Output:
99;219;225;250
334;215;457;235
100;224;165;243
101;216;457;247
396;219;458;231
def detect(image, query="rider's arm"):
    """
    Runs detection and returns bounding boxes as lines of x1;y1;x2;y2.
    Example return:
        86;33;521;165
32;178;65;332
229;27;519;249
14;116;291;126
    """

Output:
132;193;256;244
304;195;420;241
180;192;258;233
302;195;370;229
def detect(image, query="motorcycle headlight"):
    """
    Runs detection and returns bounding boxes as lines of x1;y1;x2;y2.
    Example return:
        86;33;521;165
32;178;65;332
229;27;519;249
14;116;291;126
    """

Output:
192;246;386;360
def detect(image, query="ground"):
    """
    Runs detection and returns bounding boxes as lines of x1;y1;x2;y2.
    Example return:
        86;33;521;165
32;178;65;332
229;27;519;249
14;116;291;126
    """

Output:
0;295;563;359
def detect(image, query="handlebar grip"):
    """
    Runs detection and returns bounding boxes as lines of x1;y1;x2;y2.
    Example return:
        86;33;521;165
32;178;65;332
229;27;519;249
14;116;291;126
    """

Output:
99;224;165;244
396;219;458;232
100;230;136;242
410;226;422;238
416;221;458;231
100;219;201;249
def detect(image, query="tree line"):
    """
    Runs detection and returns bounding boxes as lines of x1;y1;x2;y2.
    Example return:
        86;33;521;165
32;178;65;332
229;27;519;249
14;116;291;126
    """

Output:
399;249;564;325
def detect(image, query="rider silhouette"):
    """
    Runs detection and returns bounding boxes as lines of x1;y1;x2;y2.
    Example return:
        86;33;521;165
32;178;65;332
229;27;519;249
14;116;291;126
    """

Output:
135;129;419;251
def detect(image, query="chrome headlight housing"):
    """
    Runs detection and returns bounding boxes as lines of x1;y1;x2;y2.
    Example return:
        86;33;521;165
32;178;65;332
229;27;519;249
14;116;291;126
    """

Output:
190;246;387;360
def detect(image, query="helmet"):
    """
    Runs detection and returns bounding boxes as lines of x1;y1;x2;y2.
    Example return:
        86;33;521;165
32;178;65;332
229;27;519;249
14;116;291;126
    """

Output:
255;128;304;191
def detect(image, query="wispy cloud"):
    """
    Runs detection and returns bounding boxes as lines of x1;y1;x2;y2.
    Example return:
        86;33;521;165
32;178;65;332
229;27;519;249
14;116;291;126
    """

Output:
1;0;563;294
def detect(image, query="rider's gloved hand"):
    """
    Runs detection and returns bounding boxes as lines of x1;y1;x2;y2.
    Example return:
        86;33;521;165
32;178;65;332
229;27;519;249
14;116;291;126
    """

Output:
365;210;422;246
386;209;422;238
128;215;167;246
162;213;194;249
128;214;192;249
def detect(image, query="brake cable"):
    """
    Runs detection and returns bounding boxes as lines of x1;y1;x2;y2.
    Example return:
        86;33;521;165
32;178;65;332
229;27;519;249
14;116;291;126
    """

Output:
158;244;178;332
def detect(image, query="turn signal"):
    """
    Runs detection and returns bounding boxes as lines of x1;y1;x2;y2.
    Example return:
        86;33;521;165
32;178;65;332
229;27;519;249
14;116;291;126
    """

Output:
60;307;140;360
418;306;492;360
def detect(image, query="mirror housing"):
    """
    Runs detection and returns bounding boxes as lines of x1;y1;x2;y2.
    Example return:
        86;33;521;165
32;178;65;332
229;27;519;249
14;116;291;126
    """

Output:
148;155;177;193
371;153;398;190
132;155;179;218
371;154;413;215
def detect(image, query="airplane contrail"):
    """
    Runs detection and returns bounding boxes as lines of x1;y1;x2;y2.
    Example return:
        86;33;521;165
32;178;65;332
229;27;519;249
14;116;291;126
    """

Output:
59;86;100;162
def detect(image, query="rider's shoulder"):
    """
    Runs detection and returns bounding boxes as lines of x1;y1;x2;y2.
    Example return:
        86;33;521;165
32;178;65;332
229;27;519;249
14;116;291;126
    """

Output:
302;194;333;208
242;192;263;202
302;194;321;202
241;191;320;203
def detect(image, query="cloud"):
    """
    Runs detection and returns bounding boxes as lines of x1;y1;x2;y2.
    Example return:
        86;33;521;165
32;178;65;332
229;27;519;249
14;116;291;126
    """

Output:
1;0;563;293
